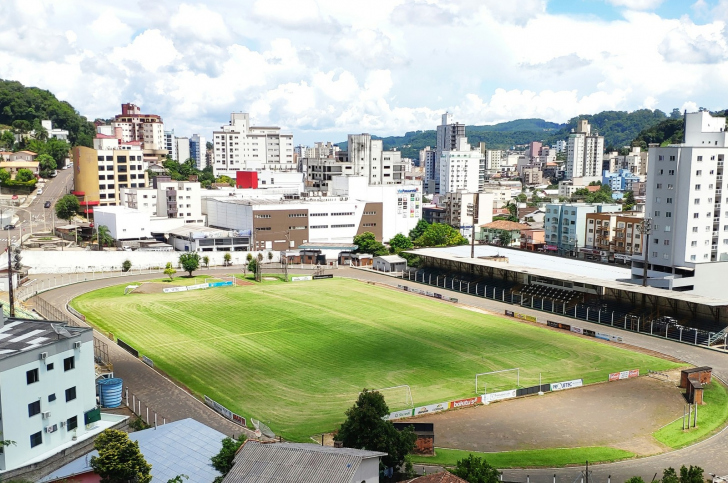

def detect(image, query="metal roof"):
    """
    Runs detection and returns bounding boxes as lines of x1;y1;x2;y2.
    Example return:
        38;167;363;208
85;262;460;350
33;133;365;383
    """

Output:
40;418;226;483
375;255;408;263
407;246;728;307
223;442;386;483
0;318;88;359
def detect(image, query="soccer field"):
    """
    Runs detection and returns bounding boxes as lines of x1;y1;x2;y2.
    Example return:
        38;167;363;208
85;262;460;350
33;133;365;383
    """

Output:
71;278;681;441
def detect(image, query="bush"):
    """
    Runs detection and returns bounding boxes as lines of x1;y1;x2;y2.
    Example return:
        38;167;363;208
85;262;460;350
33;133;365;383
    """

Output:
122;260;132;272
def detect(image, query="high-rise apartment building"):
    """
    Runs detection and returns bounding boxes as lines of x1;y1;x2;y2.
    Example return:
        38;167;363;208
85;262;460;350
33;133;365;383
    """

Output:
212;112;295;177
566;120;604;179
438;138;481;194
164;130;177;161
190;134;206;169
630;111;728;295
176;137;190;164
73;144;148;208
430;113;466;193
111;103;164;150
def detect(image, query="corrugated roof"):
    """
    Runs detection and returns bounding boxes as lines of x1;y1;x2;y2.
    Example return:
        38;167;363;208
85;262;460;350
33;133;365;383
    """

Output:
406;471;469;483
480;220;531;231
223;442;385;483
0;319;88;359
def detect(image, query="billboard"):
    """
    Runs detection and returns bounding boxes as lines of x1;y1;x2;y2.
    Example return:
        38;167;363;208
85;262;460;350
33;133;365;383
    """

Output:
414;402;449;416
163;286;188;293
449;397;481;409
609;369;639;382
571;326;583;335
383;408;414;420
550;379;583;391
483;389;517;403
204;395;246;427
291;276;312;282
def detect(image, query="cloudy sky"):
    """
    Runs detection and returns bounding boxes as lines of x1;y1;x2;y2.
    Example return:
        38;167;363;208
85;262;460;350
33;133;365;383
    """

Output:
1;0;728;144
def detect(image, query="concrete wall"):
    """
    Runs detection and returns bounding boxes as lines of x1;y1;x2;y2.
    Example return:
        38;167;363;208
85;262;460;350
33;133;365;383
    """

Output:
21;250;279;274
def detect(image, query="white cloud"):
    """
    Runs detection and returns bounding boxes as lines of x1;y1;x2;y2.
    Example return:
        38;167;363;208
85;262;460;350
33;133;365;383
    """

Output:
658;21;728;64
605;0;664;10
111;30;180;72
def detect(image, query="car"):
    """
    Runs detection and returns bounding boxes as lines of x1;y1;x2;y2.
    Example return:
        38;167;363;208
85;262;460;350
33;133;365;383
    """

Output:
37;189;43;195
3;225;15;230
44;201;51;208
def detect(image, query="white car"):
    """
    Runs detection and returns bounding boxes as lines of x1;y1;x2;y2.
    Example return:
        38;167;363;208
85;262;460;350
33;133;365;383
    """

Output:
37;189;43;195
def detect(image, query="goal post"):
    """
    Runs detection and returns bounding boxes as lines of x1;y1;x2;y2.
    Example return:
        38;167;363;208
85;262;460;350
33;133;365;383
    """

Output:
475;368;520;395
365;385;414;410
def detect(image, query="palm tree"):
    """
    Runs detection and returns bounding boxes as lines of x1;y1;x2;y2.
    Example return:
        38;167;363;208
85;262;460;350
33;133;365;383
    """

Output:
92;225;114;250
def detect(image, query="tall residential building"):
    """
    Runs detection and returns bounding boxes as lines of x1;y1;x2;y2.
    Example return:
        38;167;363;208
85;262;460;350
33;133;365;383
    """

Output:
485;149;504;174
212;112;295;177
544;202;621;255
189;134;206;169
420;146;437;193
431;113;466;192
438;137;481;194
164;130;177;160
73;144;148;208
112;103;164;150
584;211;644;263
120;176;205;224
176;137;190;163
630;111;728;296
443;190;494;239
566;120;604;179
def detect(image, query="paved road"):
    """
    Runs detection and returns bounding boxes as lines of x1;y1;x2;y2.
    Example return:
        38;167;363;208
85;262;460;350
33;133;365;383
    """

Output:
26;267;728;482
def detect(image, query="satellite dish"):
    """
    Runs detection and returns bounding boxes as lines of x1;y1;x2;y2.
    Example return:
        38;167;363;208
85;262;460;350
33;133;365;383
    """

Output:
51;324;73;338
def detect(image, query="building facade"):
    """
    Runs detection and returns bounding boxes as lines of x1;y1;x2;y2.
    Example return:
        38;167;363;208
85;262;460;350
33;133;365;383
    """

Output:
111;103;164;150
566;120;604;179
120;176;205;224
544;202;621;255
72;145;148;209
584;212;644;263
438;138;481;194
189;134;206;169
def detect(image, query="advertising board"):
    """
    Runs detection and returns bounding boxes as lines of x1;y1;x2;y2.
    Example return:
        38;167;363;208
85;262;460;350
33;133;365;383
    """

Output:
515;313;538;323
291;276;312;282
449;397;481;409
383;409;414;420
595;332;611;341
163;286;188;293
414;402;449;416
209;281;233;288
313;274;333;280
142;356;154;368
505;310;515;317
483;389;517;403
186;283;209;291
608;369;639;382
550;379;583;391
204;395;247;427
571;326;583;335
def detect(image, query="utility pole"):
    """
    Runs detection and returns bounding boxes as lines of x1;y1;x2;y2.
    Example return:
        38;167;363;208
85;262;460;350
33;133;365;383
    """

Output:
640;217;652;287
470;193;479;259
7;229;14;318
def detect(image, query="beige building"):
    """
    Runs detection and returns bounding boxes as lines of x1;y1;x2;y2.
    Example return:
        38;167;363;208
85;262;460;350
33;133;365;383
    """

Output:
584;212;644;262
0;161;39;177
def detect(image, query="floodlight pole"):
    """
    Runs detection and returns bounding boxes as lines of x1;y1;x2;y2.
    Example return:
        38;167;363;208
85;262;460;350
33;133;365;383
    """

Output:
640;218;652;287
471;193;479;259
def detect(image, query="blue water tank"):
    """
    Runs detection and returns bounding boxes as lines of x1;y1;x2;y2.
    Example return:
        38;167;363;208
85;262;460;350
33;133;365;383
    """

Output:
97;378;123;408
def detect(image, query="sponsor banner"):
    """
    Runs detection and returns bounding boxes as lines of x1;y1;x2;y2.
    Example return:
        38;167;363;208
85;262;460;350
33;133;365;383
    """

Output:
383;408;414;420
515;313;537;323
398;285;457;303
614;253;632;261
291;276;313;282
142;356;154;368
449;397;481;409
163;286;188;293
505;310;515;317
313;274;333;280
204;395;246;427
550;379;583;391
608;369;639;382
483;389;517;404
583;329;596;338
117;338;139;358
209;281;233;288
187;283;209;291
414;402;449;416
547;320;559;328
571;326;583;335
611;335;623;343
595;332;611;341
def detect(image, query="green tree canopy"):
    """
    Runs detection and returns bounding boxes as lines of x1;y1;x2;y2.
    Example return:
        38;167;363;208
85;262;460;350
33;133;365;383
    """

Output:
211;435;246;481
661;465;704;483
93;225;114;248
414;223;468;247
15;168;34;182
178;252;200;276
408;219;429;241
247;257;258;275
0;130;14;149
388;233;414;254
335;389;416;472
623;190;636;211
452;454;500;483
90;429;152;483
55;194;80;222
37;153;57;178
0;168;10;184
353;231;388;256
164;262;176;280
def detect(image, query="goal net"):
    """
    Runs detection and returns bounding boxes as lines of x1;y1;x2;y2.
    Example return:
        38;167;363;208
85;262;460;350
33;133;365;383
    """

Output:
475;368;520;395
124;285;140;295
367;385;414;410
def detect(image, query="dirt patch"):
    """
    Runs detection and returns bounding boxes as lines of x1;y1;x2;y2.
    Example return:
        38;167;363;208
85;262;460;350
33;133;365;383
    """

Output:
131;283;169;294
411;375;685;456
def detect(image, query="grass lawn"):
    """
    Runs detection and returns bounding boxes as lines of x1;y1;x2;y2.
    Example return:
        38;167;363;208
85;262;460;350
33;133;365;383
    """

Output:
652;381;728;449
410;447;635;469
71;278;681;441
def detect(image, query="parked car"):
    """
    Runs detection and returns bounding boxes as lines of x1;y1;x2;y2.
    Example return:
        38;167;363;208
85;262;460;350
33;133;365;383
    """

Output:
3;225;15;230
44;201;51;208
37;189;43;195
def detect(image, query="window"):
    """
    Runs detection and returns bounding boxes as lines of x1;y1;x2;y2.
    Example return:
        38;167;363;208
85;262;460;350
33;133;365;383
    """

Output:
64;357;75;372
331;212;354;216
666;212;672;218
693;227;699;232
27;368;39;384
666;198;673;203
696;170;702;176
331;224;356;228
652;251;658;258
655;197;661;204
691;255;697;261
693;213;700;219
654;211;660;217
28;400;41;417
288;213;307;218
310;213;328;217
668;184;674;189
254;214;271;219
695;199;701;204
668;170;675;175
695;184;701;190
659;155;664;161
310;225;328;229
30;431;42;448
654;238;659;244
363;223;377;227
697;156;703;161
664;240;670;245
48;393;56;402
656;183;662;189
47;363;54;371
691;241;697;246
65;387;77;402
67;416;78;431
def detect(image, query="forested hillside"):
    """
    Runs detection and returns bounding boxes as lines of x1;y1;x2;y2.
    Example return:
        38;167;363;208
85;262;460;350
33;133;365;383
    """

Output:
0;79;95;147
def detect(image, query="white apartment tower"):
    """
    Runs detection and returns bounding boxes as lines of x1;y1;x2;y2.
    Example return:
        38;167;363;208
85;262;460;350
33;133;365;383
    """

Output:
432;113;466;191
164;130;177;161
566;120;604;179
631;111;728;296
176;137;190;163
347;134;405;185
439;138;481;194
212;112;294;177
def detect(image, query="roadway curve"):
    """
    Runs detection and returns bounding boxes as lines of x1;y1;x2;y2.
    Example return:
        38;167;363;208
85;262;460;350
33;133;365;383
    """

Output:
29;267;728;482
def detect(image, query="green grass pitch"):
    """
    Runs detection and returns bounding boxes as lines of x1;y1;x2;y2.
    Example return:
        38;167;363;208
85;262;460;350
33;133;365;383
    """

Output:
71;278;681;441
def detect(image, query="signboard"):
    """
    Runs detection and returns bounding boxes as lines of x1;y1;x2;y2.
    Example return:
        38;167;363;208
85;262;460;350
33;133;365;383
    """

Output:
595;332;611;341
571;326;583;335
515;313;537;323
117;338;139;358
449;397;481;409
614;254;631;261
142;356;154;368
414;402;449;416
483;389;517;404
186;283;209;291
550;379;583;391
313;274;333;280
545;245;558;251
163;286;188;293
608;369;639;382
505;310;515;317
204;395;246;427
291;276;313;282
209;281;233;288
383;408;414;420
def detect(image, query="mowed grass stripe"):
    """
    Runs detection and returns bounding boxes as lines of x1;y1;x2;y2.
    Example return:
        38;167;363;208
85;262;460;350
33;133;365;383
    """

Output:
72;278;681;441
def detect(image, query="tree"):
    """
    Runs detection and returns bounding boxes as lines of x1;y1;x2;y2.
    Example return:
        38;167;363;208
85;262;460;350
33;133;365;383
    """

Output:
452;454;500;483
335;389;416;473
388;233;414;254
211;435;246;481
624;477;646;483
516;193;527;203
408;219;429;241
202;255;210;268
267;251;273;262
122;260;131;272
37;153;57;178
16;168;34;182
0;168;10;184
623;190;636;211
55;194;80;222
90;429;152;483
179;252;200;277
247;258;258;275
661;465;704;483
246;253;253;263
224;252;232;266
353;232;388;256
216;175;235;187
164;262;176;280
167;475;189;483
0;130;14;149
414;223;468;247
496;230;513;247
93;225;114;249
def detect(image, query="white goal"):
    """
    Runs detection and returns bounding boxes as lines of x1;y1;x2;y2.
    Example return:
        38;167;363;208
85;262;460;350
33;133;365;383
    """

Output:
366;385;414;410
475;368;520;395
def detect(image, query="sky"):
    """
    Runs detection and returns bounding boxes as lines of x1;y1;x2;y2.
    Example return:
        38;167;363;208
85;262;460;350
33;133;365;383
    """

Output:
1;0;728;145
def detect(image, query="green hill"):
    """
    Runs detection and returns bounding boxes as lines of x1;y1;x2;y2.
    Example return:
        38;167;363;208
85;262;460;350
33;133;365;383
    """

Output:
0;79;95;147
